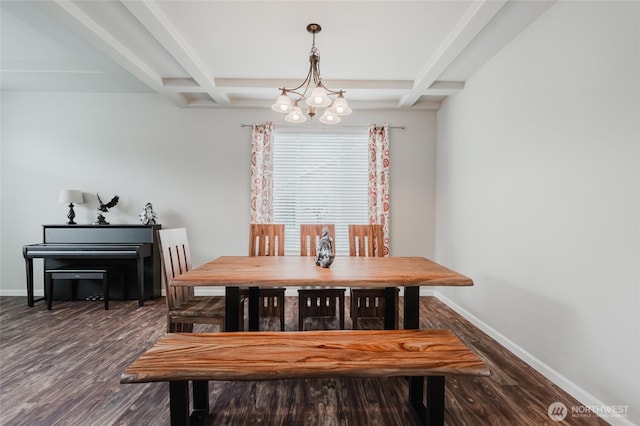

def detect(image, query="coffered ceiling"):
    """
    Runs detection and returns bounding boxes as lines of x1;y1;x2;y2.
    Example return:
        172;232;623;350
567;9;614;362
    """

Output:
1;1;554;111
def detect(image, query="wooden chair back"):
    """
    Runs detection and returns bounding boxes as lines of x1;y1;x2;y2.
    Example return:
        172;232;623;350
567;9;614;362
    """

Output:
348;224;392;328
249;224;285;256
157;228;194;311
248;224;286;327
299;224;335;257
348;224;384;257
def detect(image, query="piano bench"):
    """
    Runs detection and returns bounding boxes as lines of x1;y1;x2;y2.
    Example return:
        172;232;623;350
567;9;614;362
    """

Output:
45;267;124;310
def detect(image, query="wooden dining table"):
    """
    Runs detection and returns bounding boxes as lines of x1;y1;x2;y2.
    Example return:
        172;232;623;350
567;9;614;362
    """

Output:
169;255;474;423
170;255;474;332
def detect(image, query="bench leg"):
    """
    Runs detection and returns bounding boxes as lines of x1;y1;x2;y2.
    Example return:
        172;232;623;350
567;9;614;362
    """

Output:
168;380;208;426
426;376;445;426
170;381;190;425
409;376;445;426
192;380;209;421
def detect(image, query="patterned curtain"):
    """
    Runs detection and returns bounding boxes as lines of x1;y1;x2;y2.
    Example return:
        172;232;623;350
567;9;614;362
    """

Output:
368;123;391;255
250;122;275;224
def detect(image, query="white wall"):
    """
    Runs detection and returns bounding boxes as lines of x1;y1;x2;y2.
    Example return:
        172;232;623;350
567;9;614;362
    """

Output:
436;1;639;424
0;94;436;295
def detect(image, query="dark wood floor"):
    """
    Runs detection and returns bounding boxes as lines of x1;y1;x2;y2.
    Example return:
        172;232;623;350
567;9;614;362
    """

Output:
0;296;606;425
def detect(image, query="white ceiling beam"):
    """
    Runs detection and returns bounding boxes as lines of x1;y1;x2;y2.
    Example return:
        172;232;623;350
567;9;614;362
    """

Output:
399;0;507;107
48;0;187;107
215;78;413;91
229;98;441;111
122;0;230;106
425;81;465;96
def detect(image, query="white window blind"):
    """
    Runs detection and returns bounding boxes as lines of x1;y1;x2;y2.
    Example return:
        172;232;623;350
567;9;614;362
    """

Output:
273;131;369;256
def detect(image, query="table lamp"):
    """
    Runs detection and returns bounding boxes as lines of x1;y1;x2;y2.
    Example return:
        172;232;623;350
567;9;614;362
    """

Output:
59;190;84;225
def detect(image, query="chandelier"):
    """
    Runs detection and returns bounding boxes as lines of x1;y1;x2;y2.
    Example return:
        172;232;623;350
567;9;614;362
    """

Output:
271;23;352;124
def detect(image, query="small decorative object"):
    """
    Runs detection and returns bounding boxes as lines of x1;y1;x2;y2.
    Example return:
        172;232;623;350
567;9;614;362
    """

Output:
139;202;158;225
315;226;335;268
59;190;84;225
94;193;119;225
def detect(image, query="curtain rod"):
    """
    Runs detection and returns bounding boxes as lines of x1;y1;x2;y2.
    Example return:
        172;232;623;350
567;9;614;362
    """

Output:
241;123;406;130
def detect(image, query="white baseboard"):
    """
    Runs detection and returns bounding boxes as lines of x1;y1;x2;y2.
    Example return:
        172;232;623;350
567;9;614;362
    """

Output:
0;290;34;297
435;291;634;426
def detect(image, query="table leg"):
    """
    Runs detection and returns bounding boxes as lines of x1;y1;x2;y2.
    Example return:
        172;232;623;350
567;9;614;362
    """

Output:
338;290;345;330
384;286;398;330
137;254;145;306
225;287;241;332
404;286;420;329
248;287;260;331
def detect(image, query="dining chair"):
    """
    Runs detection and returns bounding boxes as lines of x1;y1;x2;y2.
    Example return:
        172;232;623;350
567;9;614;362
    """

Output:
245;224;286;331
298;224;345;331
348;224;398;329
157;228;228;333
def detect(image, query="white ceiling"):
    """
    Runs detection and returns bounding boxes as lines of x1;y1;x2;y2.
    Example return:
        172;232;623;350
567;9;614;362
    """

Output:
1;0;555;111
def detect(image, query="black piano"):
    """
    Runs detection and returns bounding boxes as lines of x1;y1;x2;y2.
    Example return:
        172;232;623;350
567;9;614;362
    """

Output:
23;224;161;307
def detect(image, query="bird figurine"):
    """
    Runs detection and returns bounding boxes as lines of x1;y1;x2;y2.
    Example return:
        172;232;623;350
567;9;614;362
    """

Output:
315;226;335;268
94;193;119;225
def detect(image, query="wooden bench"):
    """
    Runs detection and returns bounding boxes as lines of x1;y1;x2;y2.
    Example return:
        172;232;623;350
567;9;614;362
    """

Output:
120;329;490;425
45;266;124;310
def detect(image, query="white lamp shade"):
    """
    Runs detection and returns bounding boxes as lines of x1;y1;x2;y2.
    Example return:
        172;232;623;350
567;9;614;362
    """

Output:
285;105;307;123
59;190;84;204
319;108;341;124
332;95;352;115
271;93;293;113
305;85;331;108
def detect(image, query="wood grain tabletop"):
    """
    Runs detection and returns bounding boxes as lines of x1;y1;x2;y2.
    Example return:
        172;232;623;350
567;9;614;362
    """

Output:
170;256;474;288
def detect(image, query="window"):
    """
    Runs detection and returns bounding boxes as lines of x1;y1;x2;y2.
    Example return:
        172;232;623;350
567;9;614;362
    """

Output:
273;131;369;255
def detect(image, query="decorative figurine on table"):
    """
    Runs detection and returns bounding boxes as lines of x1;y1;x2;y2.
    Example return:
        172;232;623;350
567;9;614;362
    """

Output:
315;226;335;268
139;202;158;225
94;193;119;225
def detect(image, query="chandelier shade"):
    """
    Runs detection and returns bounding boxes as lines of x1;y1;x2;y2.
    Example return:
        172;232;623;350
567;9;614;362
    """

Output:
331;92;352;115
319;108;341;124
271;23;351;124
285;102;307;123
306;85;331;108
272;90;293;113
